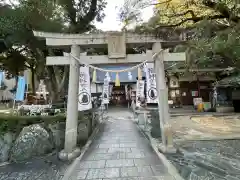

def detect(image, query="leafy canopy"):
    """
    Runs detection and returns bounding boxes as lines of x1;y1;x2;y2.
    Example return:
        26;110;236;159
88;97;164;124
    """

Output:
0;0;107;98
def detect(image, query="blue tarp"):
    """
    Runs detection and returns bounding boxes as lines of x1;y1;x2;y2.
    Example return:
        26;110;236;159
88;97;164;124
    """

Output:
0;71;4;86
15;76;26;101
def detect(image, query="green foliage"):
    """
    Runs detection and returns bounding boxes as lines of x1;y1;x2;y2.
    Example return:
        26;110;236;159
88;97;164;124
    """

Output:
180;21;240;69
0;48;27;76
0;109;94;135
0;7;27;46
0;0;107;99
123;0;240;72
0;114;66;135
0;1;63;76
55;0;107;33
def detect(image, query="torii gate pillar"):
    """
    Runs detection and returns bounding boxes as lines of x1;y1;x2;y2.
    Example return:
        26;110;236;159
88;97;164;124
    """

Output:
59;45;81;160
153;42;176;153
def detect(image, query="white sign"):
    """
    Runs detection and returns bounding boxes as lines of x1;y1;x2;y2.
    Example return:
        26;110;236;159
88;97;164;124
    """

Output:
193;97;203;107
102;78;109;104
136;80;145;107
145;63;158;103
78;66;92;111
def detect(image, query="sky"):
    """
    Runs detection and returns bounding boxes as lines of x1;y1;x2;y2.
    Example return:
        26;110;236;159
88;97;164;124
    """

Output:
3;0;154;31
95;0;154;31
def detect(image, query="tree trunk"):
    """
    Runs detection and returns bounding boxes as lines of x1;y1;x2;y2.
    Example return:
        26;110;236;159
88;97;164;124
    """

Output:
45;66;69;103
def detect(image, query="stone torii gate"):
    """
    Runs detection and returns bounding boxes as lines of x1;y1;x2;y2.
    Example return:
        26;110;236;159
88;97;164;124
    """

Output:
33;31;186;160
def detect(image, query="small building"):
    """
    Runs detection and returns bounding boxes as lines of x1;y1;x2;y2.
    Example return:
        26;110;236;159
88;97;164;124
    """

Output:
90;63;224;108
214;74;240;112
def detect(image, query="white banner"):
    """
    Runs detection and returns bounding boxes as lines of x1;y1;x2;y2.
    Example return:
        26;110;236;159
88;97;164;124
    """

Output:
136;80;145;107
102;78;109;104
78;66;92;111
145;63;158;103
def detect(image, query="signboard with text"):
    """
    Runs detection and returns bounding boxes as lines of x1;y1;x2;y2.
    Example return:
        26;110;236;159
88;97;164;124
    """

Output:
78;66;92;111
136;80;145;107
102;78;109;104
145;63;158;103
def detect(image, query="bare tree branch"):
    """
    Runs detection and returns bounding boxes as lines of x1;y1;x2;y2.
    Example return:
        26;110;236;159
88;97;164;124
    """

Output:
79;0;98;23
162;10;196;18
63;0;77;25
202;0;240;23
158;14;226;27
150;0;173;6
156;0;239;27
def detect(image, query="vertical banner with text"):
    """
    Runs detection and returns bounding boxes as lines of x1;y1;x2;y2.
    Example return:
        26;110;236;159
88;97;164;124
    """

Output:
102;78;109;104
78;66;92;111
136;80;145;107
145;63;158;103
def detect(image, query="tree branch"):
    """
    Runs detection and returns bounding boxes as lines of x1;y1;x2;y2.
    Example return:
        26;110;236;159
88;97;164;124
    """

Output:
202;0;240;23
133;0;173;9
165;10;196;18
63;0;77;25
24;64;30;68
158;14;226;27
154;0;239;29
58;66;68;92
151;0;173;6
79;0;97;24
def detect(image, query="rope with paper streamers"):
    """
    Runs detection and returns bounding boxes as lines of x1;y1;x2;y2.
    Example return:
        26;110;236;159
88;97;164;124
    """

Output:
70;53;149;72
70;50;164;86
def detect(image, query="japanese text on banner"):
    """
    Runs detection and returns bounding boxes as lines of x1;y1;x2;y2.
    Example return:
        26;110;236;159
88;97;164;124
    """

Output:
145;63;158;103
78;66;92;111
102;78;109;104
136;80;145;107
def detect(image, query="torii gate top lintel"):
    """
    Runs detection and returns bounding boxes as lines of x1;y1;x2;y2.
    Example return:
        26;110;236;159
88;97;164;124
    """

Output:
33;30;186;65
33;30;165;47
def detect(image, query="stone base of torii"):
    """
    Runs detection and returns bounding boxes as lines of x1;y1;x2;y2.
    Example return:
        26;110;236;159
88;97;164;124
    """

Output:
33;31;185;160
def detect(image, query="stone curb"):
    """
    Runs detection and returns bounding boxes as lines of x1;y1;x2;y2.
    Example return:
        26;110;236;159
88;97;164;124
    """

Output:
62;118;105;180
135;123;184;180
0;161;10;167
175;134;240;142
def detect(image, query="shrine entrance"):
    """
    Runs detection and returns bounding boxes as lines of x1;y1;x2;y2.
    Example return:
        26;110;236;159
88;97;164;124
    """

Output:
110;84;126;106
33;31;186;160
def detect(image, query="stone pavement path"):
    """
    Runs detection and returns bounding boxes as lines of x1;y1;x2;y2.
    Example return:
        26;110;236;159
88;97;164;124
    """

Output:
68;109;175;180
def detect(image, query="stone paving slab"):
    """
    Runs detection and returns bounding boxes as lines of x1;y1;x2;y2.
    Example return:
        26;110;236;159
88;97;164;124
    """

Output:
68;110;175;180
0;154;70;180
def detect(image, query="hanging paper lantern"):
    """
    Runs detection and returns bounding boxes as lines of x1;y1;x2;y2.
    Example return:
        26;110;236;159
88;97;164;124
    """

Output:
115;73;120;86
128;72;132;80
92;69;97;82
105;72;111;82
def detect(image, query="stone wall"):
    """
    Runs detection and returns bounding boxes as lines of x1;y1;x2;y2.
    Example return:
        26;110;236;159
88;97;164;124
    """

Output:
0;111;99;163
